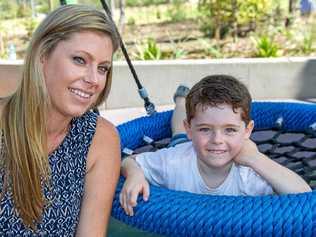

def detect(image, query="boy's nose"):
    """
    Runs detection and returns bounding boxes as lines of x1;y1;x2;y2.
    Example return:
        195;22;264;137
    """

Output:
211;131;224;144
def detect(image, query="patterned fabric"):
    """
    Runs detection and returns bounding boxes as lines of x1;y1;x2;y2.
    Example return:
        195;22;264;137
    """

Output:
0;111;97;236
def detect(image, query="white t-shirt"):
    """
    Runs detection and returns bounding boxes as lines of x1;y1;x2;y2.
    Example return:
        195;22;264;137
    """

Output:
135;142;273;196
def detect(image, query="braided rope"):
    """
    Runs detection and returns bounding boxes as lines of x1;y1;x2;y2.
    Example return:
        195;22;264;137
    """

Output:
113;102;316;236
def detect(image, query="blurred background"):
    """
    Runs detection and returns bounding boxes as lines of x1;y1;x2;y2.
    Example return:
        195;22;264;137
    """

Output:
0;0;315;61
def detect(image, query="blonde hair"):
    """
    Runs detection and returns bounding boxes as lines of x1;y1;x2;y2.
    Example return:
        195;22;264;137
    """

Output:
0;4;119;228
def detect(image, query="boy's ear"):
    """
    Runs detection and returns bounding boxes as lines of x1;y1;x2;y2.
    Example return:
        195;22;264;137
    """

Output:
244;120;254;139
183;119;193;140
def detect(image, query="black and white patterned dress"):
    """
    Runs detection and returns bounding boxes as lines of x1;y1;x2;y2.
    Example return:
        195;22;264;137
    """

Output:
0;111;97;236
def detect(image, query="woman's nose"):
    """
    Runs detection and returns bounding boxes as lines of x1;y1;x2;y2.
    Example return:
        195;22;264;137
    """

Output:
84;67;98;84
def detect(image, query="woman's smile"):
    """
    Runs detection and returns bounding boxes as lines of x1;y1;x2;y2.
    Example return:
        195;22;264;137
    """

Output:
69;88;93;100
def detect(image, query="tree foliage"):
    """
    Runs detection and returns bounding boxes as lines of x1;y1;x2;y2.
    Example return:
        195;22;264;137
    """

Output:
198;0;274;39
0;1;19;19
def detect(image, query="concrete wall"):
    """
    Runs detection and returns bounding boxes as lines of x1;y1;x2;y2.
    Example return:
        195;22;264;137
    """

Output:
0;57;315;109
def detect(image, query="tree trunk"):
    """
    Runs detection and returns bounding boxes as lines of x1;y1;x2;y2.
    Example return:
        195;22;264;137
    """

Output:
231;0;238;41
48;0;53;11
289;0;295;13
0;33;4;56
285;0;295;27
106;0;116;17
118;0;126;34
213;0;221;40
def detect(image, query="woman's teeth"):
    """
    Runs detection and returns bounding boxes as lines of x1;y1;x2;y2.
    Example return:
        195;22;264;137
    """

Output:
70;88;92;99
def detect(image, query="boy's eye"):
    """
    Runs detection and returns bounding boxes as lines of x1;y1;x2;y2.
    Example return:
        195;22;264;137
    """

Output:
73;56;85;65
225;128;237;134
98;65;110;75
199;128;210;132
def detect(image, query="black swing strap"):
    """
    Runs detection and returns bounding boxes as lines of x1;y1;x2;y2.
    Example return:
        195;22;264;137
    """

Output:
100;0;157;115
59;0;157;115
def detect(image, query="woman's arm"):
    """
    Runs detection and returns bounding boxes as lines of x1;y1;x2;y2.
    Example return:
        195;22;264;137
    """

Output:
76;117;121;237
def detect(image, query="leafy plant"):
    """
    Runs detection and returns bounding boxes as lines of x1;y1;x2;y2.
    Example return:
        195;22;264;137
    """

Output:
172;48;187;59
127;16;136;25
252;36;279;57
135;38;162;60
199;39;223;58
301;33;313;54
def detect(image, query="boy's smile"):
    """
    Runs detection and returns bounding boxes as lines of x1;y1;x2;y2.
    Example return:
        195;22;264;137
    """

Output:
184;103;254;174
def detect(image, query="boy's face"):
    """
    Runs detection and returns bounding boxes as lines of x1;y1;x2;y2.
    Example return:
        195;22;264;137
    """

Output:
184;103;254;171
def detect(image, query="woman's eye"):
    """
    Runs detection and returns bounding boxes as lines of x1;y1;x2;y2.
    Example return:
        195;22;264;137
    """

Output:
73;56;85;65
98;65;109;75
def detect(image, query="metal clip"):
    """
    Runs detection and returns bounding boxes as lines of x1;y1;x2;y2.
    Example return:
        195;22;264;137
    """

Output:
275;117;283;129
143;135;154;145
122;147;134;156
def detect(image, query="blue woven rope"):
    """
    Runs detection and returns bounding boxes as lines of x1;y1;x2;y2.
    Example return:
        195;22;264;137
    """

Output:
118;110;172;150
251;102;316;131
114;102;316;236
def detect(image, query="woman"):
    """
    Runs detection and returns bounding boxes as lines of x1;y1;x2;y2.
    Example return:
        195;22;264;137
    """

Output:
0;5;120;236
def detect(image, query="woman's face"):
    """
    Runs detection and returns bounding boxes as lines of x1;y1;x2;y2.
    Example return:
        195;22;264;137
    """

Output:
42;30;113;119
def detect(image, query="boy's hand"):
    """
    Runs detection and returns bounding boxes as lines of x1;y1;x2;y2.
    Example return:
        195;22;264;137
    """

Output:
119;172;150;216
234;139;261;166
235;139;311;194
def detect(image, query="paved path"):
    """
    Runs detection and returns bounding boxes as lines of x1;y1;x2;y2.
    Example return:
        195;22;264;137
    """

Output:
101;105;174;126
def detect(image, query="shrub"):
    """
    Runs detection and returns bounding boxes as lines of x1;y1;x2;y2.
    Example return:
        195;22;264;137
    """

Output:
301;33;313;54
23;18;39;38
0;1;18;19
198;0;232;39
198;0;274;39
127;16;136;25
199;39;223;58
16;3;32;18
252;35;279;57
134;38;162;60
166;0;187;22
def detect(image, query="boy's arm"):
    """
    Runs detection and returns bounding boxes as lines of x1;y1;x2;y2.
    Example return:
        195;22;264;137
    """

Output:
120;156;150;216
235;139;311;194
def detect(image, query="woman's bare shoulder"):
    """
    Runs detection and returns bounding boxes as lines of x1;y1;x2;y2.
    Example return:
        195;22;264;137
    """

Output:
87;116;120;171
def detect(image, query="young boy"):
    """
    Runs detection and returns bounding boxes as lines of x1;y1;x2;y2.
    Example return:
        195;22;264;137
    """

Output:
120;74;311;216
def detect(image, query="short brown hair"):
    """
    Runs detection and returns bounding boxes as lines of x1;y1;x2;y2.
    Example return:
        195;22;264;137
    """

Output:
185;74;252;124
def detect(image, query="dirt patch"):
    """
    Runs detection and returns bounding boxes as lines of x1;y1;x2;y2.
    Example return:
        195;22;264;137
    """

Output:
120;19;258;59
122;19;204;44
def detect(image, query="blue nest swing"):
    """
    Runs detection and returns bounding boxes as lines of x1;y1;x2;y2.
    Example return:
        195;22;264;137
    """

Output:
112;101;316;237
